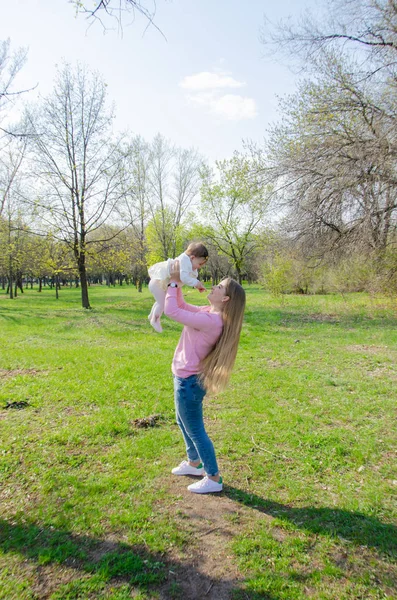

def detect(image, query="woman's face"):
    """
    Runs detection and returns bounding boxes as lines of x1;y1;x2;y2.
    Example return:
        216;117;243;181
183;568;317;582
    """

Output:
208;279;229;306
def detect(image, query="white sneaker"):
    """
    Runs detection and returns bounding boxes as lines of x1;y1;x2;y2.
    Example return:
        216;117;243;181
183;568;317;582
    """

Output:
171;460;204;476
188;476;223;494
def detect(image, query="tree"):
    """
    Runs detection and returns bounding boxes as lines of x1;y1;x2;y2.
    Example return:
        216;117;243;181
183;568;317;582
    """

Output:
0;135;27;217
200;155;271;284
26;234;72;293
119;136;151;291
0;136;28;297
262;0;397;73
258;0;397;263
88;224;133;285
71;0;165;33
28;63;125;309
147;134;203;262
146;206;187;265
0;39;30;142
147;134;175;261
262;75;397;255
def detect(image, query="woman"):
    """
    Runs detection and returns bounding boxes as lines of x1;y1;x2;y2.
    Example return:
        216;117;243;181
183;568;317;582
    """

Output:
164;265;246;494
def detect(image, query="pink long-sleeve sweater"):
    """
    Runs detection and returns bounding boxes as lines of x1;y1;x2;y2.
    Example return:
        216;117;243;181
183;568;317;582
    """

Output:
164;286;223;378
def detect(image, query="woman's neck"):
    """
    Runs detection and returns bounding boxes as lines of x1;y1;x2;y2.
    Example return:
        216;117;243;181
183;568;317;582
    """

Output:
209;305;223;314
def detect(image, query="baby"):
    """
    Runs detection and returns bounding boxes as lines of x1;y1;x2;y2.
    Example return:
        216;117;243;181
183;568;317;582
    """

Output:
147;242;208;332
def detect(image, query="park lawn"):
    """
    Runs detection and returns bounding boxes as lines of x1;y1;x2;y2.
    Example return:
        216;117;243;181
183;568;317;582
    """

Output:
0;284;396;599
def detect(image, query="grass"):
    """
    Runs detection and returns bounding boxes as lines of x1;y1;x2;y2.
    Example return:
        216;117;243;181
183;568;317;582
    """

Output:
0;284;396;599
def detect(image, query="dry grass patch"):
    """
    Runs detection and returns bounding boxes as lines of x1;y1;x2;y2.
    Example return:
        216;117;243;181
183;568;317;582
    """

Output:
0;368;48;380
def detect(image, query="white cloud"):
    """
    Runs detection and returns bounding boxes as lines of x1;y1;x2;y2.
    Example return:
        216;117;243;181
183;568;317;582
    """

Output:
180;69;257;121
180;71;245;91
211;94;257;120
188;92;257;121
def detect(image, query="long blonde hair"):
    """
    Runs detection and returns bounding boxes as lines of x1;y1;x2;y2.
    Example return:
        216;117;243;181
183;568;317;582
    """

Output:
200;278;246;395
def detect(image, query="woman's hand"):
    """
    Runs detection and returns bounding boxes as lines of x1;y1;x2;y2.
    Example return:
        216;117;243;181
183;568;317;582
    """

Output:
169;259;181;283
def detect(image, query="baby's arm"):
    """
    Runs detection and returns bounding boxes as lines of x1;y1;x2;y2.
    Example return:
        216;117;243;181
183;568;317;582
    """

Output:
194;281;206;293
179;269;200;288
179;254;205;290
170;258;205;300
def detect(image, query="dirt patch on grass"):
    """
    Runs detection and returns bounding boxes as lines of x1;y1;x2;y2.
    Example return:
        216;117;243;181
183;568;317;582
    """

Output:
281;313;340;325
31;564;84;599
307;313;339;323
265;358;285;368
0;368;48;380
346;344;389;354
159;477;252;599
367;366;397;381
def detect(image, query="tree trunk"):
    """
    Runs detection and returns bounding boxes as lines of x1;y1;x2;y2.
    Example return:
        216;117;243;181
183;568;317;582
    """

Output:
8;261;13;298
78;257;91;309
16;272;23;294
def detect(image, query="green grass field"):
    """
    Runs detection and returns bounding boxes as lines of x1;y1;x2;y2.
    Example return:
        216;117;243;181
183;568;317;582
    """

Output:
0;285;396;599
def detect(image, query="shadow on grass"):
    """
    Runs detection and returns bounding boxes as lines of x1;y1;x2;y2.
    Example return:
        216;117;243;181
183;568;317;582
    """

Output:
225;486;397;557
0;518;276;600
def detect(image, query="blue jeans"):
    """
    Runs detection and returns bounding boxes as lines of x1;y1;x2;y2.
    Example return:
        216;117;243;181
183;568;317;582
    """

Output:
173;374;219;476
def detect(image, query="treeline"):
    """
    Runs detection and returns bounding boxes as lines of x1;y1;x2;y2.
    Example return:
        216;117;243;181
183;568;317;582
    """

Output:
0;53;272;306
0;217;266;298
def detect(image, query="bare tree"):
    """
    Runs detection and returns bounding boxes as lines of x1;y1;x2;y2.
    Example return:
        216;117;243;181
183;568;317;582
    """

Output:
119;135;151;291
70;0;165;35
262;74;397;254
262;0;397;74
0;39;30;142
147;134;175;260
0;135;27;217
147;134;202;261
28;63;125;309
0;136;28;297
258;1;397;261
171;147;203;256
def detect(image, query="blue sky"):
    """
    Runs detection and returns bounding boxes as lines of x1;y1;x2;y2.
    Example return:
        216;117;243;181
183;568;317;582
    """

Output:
2;0;318;162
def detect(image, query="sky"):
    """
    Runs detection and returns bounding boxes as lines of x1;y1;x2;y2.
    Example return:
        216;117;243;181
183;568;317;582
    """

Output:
1;0;319;163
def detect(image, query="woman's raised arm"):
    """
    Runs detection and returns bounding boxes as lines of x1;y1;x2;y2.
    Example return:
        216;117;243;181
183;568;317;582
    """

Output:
169;259;201;313
164;287;216;331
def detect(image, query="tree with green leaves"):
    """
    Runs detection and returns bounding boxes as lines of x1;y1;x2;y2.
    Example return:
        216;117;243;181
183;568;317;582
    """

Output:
200;155;271;284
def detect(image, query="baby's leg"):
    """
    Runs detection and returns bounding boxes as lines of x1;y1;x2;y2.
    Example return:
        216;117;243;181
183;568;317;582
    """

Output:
148;303;155;321
149;280;166;318
148;280;166;332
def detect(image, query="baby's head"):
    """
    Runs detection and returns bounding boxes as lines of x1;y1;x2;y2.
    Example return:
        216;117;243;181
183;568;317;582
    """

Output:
186;242;209;270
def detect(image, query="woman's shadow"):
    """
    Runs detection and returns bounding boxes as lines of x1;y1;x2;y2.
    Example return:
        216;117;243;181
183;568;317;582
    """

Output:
225;485;397;556
0;487;395;599
0;516;277;599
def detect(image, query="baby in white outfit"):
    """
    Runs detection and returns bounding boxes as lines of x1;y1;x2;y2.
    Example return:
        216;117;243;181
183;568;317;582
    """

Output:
148;242;208;332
